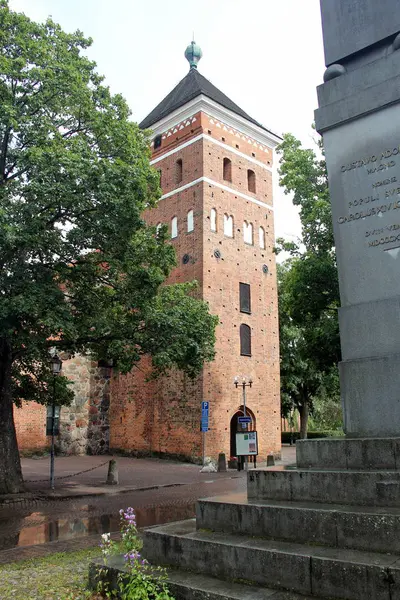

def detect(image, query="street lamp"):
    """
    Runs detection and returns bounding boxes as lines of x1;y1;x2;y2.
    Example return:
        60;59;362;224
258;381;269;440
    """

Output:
234;376;253;471
50;353;62;491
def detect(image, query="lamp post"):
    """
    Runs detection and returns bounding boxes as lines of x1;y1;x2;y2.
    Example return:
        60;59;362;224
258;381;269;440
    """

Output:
234;376;253;471
50;353;62;491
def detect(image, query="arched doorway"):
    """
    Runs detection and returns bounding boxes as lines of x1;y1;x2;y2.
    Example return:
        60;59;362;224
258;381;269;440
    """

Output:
230;407;256;458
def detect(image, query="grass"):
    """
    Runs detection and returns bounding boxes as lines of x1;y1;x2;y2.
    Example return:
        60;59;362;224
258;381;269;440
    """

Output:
0;547;102;600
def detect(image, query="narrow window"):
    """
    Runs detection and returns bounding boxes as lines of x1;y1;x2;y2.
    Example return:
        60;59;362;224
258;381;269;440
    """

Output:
239;283;251;314
171;216;178;239
187;209;194;232
210;208;217;232
240;324;251;356
247;169;256;193
223;213;234;237
259;226;265;249
223;157;232;182
154;135;162;149
176;159;183;184
243;221;253;245
157;169;162;186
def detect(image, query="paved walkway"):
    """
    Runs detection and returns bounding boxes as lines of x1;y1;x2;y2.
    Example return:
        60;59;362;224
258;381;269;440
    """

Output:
15;445;296;499
0;446;297;563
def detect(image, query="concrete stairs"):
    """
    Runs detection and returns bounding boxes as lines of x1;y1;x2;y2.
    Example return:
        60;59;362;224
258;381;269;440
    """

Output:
142;438;400;599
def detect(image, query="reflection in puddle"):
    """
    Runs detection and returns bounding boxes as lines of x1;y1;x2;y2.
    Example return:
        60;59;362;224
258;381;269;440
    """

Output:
0;503;196;551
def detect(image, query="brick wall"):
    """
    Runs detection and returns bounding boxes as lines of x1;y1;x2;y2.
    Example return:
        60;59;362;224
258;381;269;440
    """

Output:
110;110;281;462
14;401;48;452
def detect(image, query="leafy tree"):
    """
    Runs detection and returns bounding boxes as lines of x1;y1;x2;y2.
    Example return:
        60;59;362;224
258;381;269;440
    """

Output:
278;262;340;438
277;133;341;438
0;2;217;494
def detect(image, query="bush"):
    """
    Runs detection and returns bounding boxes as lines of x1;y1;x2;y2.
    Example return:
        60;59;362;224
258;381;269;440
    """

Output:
281;430;344;444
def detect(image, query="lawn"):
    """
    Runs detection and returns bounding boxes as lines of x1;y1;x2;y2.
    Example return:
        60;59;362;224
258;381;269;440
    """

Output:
0;547;101;600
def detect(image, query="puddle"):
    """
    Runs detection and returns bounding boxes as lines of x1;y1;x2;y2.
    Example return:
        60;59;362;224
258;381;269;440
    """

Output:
0;503;196;551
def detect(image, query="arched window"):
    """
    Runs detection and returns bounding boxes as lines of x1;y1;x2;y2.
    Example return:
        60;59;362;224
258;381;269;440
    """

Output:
176;159;183;184
243;221;253;245
210;208;217;232
240;324;251;356
247;169;256;193
187;209;194;232
156;222;162;234
223;213;234;237
171;216;178;239
223;157;232;182
259;226;265;249
154;135;162;149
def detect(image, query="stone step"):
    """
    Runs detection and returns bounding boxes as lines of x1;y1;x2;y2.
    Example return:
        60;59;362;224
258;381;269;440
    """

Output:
296;437;400;471
196;492;400;554
166;569;322;600
247;467;400;506
142;519;400;600
89;557;322;600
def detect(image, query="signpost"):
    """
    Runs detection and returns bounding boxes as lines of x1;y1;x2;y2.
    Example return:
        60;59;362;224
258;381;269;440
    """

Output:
201;401;209;466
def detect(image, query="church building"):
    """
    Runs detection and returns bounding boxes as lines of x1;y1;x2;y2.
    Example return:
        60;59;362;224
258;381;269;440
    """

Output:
14;43;282;462
109;42;282;462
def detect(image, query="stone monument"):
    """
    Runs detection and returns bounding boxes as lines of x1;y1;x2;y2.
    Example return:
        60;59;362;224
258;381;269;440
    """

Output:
316;0;400;438
91;4;400;598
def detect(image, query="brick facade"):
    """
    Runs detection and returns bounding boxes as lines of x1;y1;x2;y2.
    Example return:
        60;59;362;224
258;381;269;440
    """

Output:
110;110;281;462
14;77;281;462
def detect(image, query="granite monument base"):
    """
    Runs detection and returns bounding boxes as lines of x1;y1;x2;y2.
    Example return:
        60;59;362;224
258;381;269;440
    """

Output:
90;438;399;599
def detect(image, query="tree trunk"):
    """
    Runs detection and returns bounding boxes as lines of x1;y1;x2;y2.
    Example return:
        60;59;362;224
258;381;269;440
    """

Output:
299;402;309;440
0;339;25;494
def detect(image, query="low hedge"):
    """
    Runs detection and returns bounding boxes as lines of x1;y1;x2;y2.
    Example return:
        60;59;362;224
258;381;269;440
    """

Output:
281;430;344;444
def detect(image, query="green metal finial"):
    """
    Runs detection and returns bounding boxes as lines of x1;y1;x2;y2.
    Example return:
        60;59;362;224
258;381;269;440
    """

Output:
184;39;202;70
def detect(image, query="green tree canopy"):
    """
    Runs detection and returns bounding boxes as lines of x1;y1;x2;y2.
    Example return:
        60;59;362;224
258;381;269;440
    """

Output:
0;1;217;494
277;133;341;437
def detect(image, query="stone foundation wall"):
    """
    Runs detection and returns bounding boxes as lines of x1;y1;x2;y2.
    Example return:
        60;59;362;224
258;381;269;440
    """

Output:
58;356;111;455
14;354;111;456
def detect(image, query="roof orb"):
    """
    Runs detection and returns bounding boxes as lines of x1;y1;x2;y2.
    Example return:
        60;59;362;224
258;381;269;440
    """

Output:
184;40;203;70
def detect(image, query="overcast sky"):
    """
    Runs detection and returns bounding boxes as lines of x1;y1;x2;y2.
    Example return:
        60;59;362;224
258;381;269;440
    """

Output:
9;0;326;243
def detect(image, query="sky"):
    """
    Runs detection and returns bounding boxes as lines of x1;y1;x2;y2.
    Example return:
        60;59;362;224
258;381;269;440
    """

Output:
9;0;326;244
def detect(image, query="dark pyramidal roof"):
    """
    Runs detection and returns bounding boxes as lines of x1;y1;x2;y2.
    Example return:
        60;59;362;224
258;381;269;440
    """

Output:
139;68;268;132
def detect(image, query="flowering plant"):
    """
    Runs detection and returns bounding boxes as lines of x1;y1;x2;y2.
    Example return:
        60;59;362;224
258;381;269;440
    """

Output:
99;532;115;564
98;506;175;599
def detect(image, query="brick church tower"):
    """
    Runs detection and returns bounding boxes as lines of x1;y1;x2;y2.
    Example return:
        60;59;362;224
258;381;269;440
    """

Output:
109;42;282;462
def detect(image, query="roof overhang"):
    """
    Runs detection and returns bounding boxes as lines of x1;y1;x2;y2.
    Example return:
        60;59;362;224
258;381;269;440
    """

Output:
142;94;282;150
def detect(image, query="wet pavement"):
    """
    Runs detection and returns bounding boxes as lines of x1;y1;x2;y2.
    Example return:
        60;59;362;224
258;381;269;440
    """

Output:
0;447;296;563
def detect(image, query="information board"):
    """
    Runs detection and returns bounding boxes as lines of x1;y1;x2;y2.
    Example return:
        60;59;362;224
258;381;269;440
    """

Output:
236;431;258;456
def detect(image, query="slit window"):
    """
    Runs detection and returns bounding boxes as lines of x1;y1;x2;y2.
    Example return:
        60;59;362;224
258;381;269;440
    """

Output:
210;208;217;232
239;283;251;314
187;209;194;232
240;324;251;357
176;159;183;184
171;216;178;239
247;169;256;193
223;157;232;182
259;226;265;249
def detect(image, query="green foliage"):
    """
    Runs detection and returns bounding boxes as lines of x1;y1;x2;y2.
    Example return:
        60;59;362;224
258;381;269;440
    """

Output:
0;0;217;412
277;132;341;437
98;508;175;600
